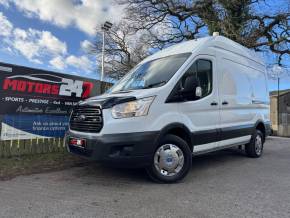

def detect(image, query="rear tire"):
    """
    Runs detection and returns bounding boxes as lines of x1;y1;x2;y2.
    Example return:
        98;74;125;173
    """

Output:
146;134;192;183
245;129;264;158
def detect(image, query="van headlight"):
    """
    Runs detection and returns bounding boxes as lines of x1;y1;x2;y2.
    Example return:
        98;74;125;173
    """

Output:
112;96;155;119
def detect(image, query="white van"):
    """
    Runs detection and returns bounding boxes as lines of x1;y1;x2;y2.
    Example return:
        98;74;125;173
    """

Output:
66;35;271;183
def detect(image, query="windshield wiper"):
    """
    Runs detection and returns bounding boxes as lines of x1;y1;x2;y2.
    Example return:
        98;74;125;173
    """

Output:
143;81;166;89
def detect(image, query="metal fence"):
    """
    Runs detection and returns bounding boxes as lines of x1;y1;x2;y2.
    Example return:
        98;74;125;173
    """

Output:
0;138;66;158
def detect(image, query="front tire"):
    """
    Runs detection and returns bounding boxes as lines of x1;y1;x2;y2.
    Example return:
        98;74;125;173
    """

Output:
245;129;264;158
146;134;192;183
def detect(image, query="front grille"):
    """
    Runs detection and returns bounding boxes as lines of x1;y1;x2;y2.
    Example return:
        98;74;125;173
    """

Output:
69;105;103;133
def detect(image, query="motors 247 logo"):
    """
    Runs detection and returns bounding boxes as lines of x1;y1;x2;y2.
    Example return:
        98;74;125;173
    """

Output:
2;74;93;98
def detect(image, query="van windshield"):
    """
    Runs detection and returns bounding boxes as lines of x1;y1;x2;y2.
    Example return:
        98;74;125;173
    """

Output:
108;53;191;93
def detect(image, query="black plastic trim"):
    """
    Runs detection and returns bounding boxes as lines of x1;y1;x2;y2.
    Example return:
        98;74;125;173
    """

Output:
188;124;254;146
158;123;255;147
192;128;219;145
66;130;159;167
157;123;193;148
101;96;137;109
219;124;254;141
79;96;137;109
254;120;271;137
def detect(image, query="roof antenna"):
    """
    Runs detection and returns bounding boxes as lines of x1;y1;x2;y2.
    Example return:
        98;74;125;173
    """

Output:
213;32;220;37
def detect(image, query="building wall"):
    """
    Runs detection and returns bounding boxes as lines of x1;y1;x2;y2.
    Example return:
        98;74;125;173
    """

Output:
270;92;290;137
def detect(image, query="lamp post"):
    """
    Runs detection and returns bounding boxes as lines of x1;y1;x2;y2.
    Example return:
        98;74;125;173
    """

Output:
277;74;280;133
100;21;113;82
273;65;286;135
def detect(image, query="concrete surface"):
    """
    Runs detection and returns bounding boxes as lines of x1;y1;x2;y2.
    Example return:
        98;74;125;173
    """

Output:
0;136;290;218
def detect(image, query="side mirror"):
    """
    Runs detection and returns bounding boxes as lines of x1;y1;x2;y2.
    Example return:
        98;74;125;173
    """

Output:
195;86;202;98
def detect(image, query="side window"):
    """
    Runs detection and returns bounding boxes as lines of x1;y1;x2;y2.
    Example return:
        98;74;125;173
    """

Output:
183;59;213;99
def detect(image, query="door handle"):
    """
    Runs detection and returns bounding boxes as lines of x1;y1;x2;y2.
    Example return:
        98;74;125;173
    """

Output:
211;101;218;106
222;101;229;105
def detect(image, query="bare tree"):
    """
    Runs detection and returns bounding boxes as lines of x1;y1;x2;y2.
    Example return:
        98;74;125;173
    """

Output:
92;20;155;81
121;0;289;66
92;0;289;81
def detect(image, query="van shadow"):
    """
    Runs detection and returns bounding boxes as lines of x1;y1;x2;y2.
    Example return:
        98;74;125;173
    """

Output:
73;148;246;185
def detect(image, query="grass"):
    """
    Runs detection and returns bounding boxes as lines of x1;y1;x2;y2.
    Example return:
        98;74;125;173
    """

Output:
0;152;89;181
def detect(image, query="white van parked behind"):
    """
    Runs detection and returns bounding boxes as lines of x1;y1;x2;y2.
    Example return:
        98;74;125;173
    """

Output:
66;35;271;183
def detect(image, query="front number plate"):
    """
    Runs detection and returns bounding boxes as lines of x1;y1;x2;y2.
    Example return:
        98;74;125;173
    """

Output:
69;138;86;148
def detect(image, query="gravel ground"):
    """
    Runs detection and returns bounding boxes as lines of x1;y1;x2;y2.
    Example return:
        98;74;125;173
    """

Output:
0;136;289;218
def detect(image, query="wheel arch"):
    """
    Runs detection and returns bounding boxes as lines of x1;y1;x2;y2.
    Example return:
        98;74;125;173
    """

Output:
254;120;266;141
157;123;193;151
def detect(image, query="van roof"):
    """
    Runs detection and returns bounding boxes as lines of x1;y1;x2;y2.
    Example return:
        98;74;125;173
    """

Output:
141;36;264;66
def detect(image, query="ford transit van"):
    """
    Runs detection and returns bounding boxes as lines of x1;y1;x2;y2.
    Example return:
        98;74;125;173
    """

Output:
66;35;271;183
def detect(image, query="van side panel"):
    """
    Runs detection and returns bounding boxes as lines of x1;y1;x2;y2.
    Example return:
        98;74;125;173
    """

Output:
219;58;256;128
217;50;269;147
247;67;269;104
247;66;270;126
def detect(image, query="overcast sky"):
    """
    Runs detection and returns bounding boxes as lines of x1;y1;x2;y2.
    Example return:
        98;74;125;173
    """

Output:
0;0;289;91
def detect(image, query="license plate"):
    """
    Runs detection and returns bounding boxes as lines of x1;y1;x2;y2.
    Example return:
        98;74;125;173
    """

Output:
69;137;86;148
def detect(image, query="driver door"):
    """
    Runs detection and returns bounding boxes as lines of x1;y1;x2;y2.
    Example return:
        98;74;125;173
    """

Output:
177;55;220;153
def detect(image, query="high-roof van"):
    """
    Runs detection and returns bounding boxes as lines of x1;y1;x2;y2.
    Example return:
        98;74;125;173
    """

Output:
66;35;271;183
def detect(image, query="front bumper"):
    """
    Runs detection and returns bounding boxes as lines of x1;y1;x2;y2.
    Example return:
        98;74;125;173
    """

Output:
66;130;159;167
